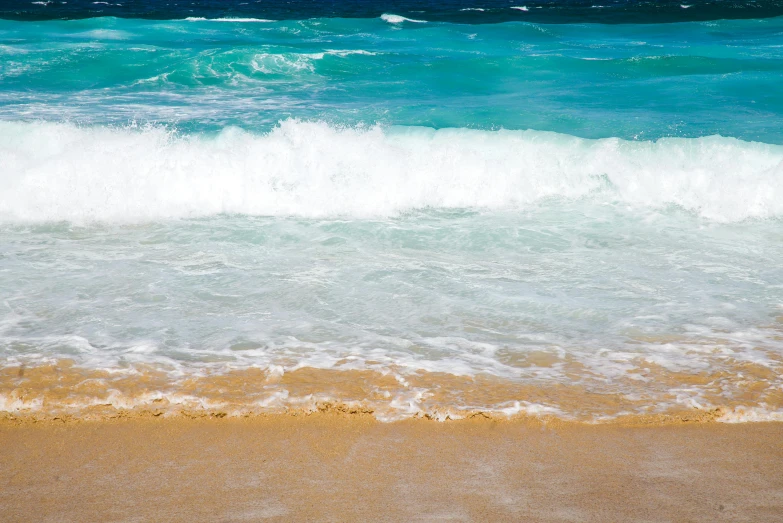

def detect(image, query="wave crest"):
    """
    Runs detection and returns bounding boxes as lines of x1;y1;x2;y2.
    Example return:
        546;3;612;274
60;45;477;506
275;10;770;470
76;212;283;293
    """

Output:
1;119;781;223
380;13;427;24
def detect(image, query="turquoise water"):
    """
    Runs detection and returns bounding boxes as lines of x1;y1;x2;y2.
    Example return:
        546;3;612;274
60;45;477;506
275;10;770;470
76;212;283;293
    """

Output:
2;16;783;140
2;10;783;420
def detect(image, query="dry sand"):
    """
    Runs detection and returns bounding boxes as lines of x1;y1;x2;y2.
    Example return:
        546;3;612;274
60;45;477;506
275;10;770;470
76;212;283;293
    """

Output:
1;415;782;522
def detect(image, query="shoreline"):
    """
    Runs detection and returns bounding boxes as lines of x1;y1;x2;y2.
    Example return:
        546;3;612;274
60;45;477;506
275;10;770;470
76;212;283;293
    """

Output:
4;359;783;424
2;414;782;522
0;402;736;427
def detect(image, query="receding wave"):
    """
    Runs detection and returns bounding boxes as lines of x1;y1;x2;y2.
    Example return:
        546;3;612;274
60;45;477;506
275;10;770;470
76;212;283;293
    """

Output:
3;360;783;422
1;119;782;224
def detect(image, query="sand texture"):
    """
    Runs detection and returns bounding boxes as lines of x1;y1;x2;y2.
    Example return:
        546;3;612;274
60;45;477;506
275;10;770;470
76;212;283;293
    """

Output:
6;361;783;422
1;416;782;522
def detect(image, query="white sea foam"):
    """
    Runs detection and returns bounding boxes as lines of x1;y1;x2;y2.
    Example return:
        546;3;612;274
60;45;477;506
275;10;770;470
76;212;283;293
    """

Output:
497;401;565;418
718;406;783;423
1;119;782;224
381;14;427;24
325;49;377;57
247;49;376;74
0;393;43;412
249;53;320;74
76;29;133;40
184;17;273;22
511;6;530;12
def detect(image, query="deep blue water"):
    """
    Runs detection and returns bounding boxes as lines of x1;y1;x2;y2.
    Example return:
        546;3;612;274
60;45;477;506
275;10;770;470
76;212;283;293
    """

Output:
4;0;783;24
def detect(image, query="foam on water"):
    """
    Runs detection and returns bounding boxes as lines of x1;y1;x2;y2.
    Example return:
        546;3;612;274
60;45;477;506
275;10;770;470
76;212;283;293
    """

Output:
1;161;782;422
1;120;782;224
381;13;427;24
184;17;273;22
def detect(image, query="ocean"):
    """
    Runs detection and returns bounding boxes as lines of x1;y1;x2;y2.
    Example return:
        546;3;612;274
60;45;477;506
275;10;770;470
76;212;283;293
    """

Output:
2;0;783;422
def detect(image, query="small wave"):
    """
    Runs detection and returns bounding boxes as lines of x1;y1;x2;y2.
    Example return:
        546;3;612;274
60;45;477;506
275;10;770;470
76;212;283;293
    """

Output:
380;14;427;24
324;49;377;57
511;6;529;12
184;17;273;23
249;53;322;74
460;8;485;11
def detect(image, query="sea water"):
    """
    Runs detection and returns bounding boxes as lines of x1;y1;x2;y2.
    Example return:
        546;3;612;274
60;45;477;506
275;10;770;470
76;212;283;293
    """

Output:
2;1;783;421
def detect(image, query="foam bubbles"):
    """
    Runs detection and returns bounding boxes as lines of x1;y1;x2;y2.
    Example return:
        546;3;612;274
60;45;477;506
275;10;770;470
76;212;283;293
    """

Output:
381;14;427;24
184;17;273;22
1;119;782;224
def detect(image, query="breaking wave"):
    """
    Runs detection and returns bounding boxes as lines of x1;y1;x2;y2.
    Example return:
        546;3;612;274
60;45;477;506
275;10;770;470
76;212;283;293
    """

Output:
1;119;782;224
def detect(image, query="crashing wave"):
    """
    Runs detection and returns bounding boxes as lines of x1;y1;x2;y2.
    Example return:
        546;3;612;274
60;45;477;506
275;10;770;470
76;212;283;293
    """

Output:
1;119;781;223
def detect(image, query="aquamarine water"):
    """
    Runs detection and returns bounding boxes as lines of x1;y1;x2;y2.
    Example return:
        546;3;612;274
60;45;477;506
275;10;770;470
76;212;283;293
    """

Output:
2;15;783;140
2;6;783;420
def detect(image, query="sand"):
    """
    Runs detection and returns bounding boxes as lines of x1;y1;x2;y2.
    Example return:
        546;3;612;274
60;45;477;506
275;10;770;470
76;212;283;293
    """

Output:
7;361;783;422
1;415;782;522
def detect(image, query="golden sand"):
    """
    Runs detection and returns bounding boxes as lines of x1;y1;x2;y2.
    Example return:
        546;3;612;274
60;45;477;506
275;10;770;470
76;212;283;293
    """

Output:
2;358;782;423
3;358;781;520
1;414;782;522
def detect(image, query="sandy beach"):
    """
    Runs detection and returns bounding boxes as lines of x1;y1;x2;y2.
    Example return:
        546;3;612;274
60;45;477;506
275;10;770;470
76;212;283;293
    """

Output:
3;4;783;523
2;415;782;522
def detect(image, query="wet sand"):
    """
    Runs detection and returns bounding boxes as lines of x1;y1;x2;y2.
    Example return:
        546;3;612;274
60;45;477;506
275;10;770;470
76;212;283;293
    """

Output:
6;361;783;422
1;415;782;522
